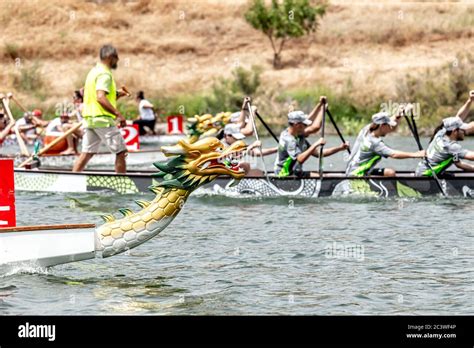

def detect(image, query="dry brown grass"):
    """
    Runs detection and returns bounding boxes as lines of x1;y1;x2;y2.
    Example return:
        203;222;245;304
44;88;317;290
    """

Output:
1;0;474;111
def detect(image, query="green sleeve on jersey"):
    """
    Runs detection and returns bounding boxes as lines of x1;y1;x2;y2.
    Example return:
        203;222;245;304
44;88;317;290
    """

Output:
422;157;453;177
277;157;295;177
350;155;381;177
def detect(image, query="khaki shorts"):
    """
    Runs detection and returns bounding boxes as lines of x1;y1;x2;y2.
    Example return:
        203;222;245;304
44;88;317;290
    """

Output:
81;126;127;154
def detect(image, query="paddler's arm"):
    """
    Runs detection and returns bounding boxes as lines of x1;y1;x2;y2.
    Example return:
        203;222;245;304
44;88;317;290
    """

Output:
303;96;327;136
454;158;474;171
97;90;126;126
31;116;49;127
389;104;410;129
239;98;255;136
297;138;325;163
247;140;277;156
313;142;350;157
389;150;425;159
456;90;474;121
456;91;474;134
17;124;36;132
249;146;278;156
0;120;15;140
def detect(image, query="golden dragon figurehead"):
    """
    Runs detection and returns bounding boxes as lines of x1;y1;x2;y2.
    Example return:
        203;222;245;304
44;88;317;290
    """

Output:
154;137;247;190
96;137;247;258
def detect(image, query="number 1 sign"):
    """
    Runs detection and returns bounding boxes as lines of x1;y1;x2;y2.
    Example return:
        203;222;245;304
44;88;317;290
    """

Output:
167;115;184;134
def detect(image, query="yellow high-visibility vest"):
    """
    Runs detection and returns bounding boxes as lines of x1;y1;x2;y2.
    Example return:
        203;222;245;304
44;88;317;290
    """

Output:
82;63;117;124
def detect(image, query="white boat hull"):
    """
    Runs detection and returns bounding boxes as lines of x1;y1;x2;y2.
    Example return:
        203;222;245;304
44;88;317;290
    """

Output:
0;224;96;268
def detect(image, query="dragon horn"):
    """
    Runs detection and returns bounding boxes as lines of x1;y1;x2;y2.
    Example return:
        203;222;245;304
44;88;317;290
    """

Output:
134;200;151;208
148;185;163;194
100;214;116;223
118;208;134;217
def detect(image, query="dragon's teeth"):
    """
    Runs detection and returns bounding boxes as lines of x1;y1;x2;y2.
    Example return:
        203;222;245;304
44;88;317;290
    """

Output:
201;161;210;169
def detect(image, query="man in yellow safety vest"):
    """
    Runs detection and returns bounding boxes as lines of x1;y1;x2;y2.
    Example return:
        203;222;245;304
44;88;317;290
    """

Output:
73;45;128;173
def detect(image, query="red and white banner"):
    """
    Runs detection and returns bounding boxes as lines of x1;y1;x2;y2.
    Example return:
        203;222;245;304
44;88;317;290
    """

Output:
120;124;140;152
167;115;184;134
0;159;16;227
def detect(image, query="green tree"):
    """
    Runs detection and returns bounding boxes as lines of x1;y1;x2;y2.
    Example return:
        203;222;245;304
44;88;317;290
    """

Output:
245;0;326;69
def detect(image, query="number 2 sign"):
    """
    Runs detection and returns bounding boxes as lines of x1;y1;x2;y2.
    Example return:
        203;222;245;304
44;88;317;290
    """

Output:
120;124;140;152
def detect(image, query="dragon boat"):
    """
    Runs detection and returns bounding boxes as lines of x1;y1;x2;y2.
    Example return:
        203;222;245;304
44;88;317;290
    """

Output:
12;167;474;197
0;137;247;267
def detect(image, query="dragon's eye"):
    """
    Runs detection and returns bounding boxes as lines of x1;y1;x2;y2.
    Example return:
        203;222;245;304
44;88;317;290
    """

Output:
216;147;223;152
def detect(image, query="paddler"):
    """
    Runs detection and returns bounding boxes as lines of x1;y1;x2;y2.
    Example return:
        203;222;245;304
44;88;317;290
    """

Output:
44;113;83;155
275;104;349;177
222;123;277;174
227;97;257;138
15;110;48;145
415;116;474;176
73;45;129;173
346;110;425;177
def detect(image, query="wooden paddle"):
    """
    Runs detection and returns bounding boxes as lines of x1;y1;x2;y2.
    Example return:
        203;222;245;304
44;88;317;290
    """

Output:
18;121;83;168
7;92;29;113
0;94;29;156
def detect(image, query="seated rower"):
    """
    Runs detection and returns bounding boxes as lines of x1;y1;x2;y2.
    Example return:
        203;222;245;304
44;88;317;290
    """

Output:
228;97;257;138
346;111;425;177
44;113;83;155
275;110;349;178
0;111;15;147
415;116;474;177
222;123;277;175
15;110;49;145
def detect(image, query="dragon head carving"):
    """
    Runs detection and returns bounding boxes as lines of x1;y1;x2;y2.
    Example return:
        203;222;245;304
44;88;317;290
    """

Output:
154;137;247;191
186;112;232;143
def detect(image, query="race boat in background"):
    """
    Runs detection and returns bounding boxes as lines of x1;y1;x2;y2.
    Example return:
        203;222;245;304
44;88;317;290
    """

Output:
139;134;186;145
13;168;474;198
2;149;166;169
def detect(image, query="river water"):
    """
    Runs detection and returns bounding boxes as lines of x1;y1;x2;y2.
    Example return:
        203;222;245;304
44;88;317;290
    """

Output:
0;135;473;315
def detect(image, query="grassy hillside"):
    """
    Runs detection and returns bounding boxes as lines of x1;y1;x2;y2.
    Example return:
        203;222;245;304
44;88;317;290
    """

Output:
1;0;474;134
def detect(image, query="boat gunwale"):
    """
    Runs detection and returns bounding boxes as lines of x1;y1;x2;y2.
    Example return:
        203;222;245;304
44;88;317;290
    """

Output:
1;148;164;161
13;168;474;181
0;223;96;233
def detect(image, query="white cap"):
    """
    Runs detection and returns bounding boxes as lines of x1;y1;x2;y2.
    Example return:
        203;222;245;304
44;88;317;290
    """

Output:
372;112;397;127
230;112;241;123
443;116;470;131
224;123;245;140
288;110;311;125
